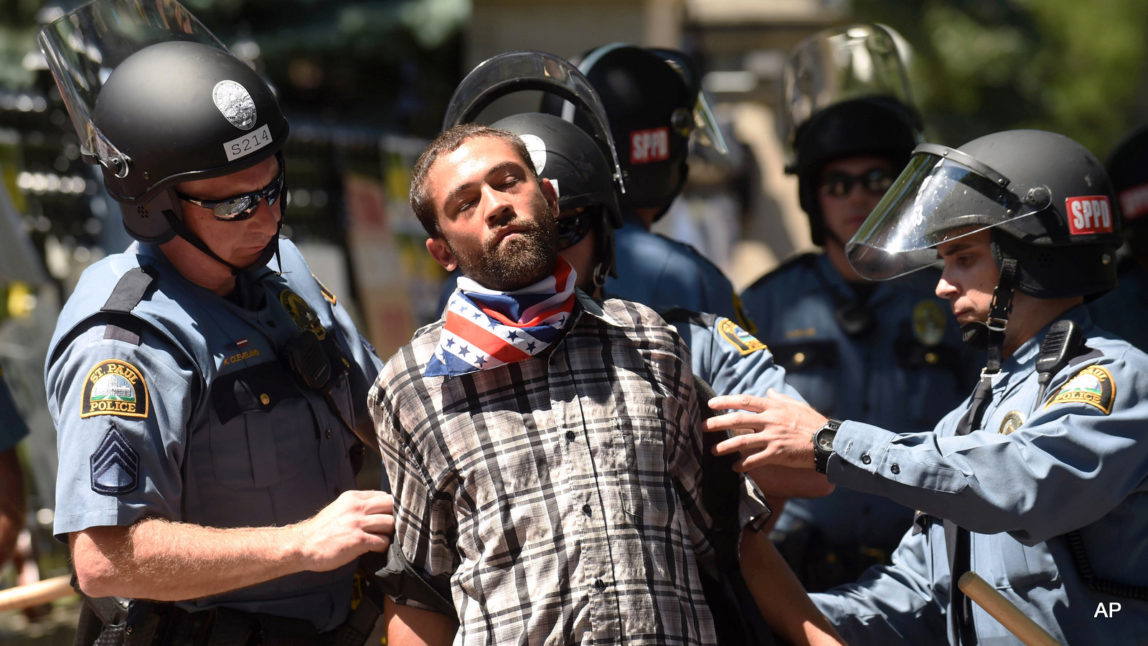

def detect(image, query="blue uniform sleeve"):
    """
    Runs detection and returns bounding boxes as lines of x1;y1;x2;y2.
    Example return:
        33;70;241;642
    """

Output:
46;324;197;539
0;375;30;451
812;525;949;644
829;350;1148;543
683;316;806;403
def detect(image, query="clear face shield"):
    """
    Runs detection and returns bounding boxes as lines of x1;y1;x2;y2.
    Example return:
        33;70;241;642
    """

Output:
845;143;1053;280
778;23;919;168
37;0;227;176
441;50;627;196
650;48;729;156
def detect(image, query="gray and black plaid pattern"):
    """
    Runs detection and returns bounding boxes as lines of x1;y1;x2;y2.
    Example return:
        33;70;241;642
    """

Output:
370;296;722;644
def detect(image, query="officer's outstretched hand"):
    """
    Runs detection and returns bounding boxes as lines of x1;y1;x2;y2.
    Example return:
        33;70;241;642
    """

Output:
294;490;394;572
705;389;828;474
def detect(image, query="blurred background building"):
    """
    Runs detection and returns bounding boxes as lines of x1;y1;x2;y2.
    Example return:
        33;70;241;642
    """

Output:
2;0;1148;640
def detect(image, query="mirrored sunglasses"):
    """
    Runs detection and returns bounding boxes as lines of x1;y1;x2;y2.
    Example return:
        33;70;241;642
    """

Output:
177;165;285;221
820;167;897;198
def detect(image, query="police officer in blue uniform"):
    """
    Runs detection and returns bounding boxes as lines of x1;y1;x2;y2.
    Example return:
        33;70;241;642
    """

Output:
707;129;1148;644
0;373;30;565
1088;123;1148;352
740;24;977;589
39;3;392;642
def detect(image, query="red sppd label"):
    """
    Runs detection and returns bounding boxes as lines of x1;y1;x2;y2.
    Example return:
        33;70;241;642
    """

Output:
630;127;669;164
1066;195;1114;235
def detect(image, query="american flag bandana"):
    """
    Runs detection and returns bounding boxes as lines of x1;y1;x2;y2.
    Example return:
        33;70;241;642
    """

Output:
425;258;579;377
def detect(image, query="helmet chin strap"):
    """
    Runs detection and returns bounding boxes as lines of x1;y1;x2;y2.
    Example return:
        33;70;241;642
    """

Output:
163;208;283;276
960;255;1019;377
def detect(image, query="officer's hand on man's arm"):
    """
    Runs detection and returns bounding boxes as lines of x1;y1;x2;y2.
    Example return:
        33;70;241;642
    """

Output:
704;390;829;473
70;490;394;600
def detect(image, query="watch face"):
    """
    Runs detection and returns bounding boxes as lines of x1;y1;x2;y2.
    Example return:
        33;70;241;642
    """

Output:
816;424;837;452
817;431;835;451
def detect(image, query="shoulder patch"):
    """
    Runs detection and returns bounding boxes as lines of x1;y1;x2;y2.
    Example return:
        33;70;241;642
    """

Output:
717;317;767;356
90;425;139;494
280;288;327;340
81;360;149;419
1044;365;1116;414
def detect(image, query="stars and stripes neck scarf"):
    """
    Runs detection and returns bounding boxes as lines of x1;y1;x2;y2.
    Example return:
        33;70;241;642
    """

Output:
425;258;579;377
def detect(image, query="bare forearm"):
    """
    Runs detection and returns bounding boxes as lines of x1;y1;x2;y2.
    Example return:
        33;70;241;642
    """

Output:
0;448;26;564
71;489;393;601
71;518;305;600
739;528;843;645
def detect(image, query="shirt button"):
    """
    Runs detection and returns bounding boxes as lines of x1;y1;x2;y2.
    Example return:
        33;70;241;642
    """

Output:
326;428;332;439
582;504;592;517
891;463;901;474
594;579;606;591
259;393;270;406
566;430;576;441
861;453;872;465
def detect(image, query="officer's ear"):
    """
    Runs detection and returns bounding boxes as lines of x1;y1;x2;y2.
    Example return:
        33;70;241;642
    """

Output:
426;236;458;272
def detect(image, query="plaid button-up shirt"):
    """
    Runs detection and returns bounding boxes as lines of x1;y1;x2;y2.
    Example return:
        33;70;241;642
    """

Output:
371;294;731;644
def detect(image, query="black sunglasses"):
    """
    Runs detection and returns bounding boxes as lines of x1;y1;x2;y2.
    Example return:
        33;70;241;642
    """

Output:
557;207;602;250
820;167;897;198
176;165;285;221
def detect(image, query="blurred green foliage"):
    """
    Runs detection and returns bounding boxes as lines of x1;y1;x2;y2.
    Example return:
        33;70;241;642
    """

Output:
857;0;1148;158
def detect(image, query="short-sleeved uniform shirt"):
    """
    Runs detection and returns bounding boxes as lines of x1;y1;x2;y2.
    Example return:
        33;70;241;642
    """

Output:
45;240;381;630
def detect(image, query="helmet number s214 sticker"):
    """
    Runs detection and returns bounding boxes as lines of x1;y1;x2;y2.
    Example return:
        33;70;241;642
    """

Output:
224;124;273;162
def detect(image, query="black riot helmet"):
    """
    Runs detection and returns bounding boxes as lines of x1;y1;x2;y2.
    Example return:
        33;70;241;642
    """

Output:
38;0;288;271
847;129;1120;364
1105;124;1148;260
92;41;289;243
544;44;727;220
492;112;623;286
780;24;923;246
848;129;1120;298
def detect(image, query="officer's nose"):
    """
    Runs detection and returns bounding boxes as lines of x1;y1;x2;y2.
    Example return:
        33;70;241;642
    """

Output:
935;273;958;299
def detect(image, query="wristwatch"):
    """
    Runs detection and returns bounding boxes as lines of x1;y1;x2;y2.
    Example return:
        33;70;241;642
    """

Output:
813;419;842;474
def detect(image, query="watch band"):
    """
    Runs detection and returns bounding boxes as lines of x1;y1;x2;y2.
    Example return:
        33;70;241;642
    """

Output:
813;418;842;474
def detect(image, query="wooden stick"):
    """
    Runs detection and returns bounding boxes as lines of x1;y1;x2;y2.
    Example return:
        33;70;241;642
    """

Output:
0;574;76;612
958;572;1061;646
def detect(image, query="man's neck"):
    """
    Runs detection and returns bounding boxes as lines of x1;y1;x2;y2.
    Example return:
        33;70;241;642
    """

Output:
1002;296;1084;358
159;237;237;296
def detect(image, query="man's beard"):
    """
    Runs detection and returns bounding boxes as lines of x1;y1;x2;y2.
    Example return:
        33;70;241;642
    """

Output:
452;192;559;291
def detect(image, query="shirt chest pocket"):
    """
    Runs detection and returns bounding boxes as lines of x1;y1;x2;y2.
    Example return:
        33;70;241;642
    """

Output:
209;362;319;488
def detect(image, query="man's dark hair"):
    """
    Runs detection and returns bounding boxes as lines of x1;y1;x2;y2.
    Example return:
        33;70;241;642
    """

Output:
410;124;539;237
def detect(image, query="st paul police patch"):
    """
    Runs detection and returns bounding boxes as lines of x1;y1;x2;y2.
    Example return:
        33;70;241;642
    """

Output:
718;318;767;356
81;359;149;419
1045;365;1116;415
